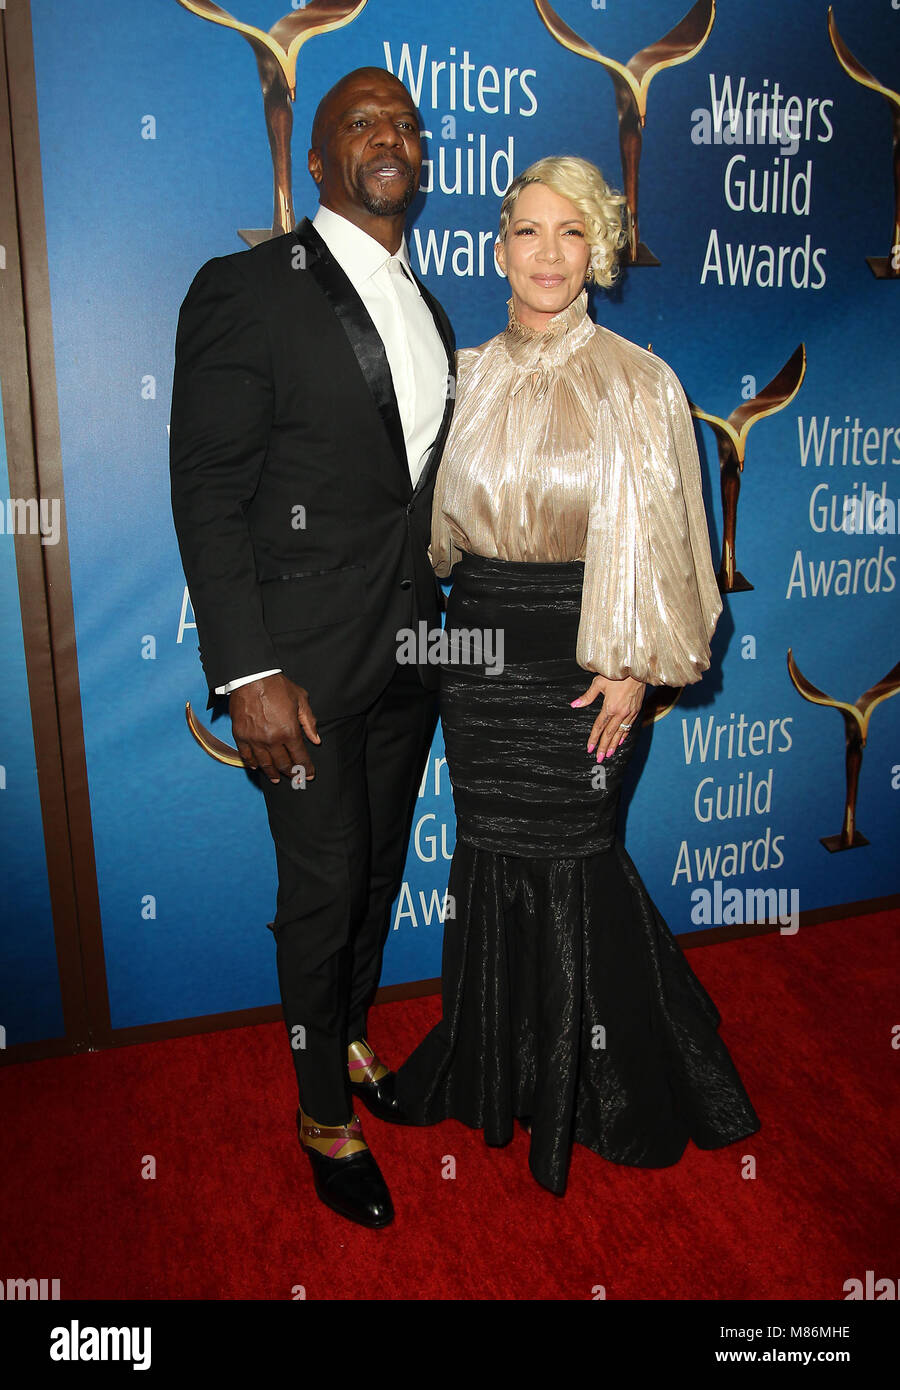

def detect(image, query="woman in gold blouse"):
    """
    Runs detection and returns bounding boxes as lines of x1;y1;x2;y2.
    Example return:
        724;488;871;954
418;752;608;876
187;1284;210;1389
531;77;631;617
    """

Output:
395;156;759;1194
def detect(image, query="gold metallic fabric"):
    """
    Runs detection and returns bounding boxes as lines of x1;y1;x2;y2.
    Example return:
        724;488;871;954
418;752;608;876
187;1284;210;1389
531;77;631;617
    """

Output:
430;290;723;686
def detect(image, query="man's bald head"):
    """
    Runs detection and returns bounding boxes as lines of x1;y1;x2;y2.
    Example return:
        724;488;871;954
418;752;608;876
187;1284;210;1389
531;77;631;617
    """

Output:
306;67;422;251
310;67;411;150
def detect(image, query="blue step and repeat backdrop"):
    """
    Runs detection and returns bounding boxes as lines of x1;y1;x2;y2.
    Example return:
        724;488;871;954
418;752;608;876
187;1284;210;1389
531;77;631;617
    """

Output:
5;0;898;1042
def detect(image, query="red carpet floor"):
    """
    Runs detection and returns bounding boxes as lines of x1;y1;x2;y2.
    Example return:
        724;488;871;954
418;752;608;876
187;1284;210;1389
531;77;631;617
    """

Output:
1;909;896;1300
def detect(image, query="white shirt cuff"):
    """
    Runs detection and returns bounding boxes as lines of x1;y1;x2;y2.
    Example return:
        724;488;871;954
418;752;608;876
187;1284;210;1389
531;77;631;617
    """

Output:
215;669;282;695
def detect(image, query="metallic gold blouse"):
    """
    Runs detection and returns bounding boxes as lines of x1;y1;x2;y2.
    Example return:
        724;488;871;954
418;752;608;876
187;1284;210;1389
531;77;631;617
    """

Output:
430;290;723;686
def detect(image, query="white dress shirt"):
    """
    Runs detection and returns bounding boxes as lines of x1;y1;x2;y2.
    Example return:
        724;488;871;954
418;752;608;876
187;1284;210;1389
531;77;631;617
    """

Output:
216;205;449;695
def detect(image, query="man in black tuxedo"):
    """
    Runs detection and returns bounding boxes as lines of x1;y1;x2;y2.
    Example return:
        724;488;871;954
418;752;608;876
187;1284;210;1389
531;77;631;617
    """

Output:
170;68;454;1229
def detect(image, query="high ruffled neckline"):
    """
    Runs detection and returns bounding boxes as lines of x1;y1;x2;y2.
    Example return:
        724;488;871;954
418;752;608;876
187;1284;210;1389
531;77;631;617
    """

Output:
503;289;593;366
505;287;588;338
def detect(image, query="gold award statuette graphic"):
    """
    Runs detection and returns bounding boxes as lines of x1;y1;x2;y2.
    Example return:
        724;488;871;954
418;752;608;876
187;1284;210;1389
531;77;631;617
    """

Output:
186;701;245;767
787;651;900;852
828;7;900;279
642;686;683;725
691;345;806;593
533;0;715;265
176;0;369;245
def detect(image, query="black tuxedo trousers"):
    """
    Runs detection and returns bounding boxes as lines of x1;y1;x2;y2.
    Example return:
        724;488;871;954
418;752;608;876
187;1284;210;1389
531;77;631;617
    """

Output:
170;220;455;1122
264;658;437;1121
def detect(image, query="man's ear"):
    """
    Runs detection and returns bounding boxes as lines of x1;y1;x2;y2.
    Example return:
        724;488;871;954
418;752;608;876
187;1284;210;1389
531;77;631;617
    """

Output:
308;148;323;185
494;237;506;274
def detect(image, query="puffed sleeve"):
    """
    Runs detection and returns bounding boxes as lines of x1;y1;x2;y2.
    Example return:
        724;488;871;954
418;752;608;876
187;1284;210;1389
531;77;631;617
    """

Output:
576;350;722;686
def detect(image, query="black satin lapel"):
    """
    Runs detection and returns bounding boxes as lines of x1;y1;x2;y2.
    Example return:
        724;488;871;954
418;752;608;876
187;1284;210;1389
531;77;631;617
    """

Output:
413;376;455;499
294;219;408;475
410;273;457;499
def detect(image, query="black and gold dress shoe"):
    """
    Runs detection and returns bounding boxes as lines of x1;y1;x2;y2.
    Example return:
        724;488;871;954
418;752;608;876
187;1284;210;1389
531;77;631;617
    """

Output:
297;1108;394;1229
347;1039;410;1125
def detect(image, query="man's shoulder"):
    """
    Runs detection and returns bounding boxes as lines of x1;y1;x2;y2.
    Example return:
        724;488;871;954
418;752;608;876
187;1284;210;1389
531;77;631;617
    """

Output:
178;230;327;325
192;229;311;284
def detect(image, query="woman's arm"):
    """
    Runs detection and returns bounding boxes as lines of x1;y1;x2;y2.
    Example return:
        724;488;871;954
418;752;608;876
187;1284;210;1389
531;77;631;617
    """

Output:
576;346;722;687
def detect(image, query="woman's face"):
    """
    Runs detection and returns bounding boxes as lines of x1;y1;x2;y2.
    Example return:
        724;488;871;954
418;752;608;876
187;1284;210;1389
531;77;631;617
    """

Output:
496;181;591;330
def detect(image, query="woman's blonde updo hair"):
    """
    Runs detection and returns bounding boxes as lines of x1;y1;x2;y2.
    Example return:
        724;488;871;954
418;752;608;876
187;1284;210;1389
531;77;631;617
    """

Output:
497;155;629;289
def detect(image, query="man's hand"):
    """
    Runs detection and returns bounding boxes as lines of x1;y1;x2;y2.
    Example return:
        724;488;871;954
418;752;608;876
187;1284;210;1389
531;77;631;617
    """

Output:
229;673;320;785
571;675;646;763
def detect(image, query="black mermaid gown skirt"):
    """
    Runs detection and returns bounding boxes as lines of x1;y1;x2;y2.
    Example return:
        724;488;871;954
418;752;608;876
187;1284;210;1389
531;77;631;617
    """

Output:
395;554;760;1194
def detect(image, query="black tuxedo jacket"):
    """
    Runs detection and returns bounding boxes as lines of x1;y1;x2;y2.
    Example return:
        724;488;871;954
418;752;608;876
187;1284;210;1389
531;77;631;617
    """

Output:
170;218;455;719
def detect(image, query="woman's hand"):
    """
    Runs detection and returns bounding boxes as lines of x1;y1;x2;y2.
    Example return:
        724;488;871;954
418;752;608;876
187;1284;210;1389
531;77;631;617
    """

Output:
571;675;646;762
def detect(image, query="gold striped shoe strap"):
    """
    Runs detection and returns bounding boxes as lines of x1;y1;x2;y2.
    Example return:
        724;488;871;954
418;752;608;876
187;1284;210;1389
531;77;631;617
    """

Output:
347;1038;389;1084
299;1110;368;1159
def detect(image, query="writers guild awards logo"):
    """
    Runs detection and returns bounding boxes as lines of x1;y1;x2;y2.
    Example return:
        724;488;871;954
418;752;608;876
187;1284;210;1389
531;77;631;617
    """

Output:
690;345;806;594
642;686;683;725
533;0;715;266
175;0;369;246
828;7;900;279
185;702;245;766
787;651;900;852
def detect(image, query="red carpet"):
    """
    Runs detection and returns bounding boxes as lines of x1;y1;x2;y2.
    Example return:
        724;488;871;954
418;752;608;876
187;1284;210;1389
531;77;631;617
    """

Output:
1;910;896;1300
